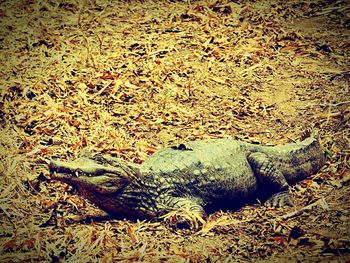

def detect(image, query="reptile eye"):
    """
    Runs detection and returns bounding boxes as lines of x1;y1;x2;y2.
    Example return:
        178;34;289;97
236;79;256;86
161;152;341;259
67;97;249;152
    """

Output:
103;182;114;187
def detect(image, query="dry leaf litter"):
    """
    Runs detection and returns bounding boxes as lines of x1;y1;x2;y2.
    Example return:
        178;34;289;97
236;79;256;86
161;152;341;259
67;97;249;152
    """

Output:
0;0;349;262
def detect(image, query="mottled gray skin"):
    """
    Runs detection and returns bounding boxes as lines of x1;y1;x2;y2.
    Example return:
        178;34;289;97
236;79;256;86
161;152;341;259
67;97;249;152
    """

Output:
50;131;325;220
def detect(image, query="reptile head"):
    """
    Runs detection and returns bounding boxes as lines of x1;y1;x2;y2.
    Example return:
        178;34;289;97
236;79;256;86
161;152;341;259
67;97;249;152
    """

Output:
49;154;151;218
49;155;137;195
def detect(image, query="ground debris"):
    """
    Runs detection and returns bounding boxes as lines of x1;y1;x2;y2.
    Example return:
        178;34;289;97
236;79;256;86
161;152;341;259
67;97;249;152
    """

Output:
0;0;349;262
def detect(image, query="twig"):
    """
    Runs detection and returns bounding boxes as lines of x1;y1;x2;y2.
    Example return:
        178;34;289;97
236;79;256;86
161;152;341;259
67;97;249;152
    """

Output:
95;31;103;55
319;100;350;107
325;100;333;126
313;5;349;16
77;5;97;70
0;205;15;229
279;197;329;220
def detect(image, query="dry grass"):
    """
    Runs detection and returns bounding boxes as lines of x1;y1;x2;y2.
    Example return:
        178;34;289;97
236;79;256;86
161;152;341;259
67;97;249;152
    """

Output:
0;0;349;262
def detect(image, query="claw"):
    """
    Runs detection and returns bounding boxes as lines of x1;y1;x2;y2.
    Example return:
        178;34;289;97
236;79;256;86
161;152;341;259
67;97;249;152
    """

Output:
266;191;294;208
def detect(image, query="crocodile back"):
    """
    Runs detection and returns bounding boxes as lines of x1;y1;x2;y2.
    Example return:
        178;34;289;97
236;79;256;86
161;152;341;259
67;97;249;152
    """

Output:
140;139;258;205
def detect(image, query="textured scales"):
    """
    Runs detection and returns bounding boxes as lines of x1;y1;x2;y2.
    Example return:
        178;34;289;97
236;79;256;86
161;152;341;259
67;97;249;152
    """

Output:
49;130;325;221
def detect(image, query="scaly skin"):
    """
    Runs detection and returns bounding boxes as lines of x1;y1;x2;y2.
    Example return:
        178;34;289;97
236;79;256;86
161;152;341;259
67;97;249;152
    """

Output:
49;130;325;220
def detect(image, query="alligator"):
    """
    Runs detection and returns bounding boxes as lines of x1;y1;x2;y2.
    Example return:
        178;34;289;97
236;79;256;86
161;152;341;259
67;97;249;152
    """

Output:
49;130;325;222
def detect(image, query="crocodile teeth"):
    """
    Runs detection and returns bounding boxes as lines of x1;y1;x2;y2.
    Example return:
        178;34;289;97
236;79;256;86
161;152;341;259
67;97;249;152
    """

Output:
74;171;79;177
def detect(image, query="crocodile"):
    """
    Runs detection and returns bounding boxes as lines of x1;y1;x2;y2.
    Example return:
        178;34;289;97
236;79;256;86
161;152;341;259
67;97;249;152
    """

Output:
49;130;325;221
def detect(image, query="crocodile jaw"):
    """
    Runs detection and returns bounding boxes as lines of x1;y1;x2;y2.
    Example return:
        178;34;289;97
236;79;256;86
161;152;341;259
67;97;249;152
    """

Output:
49;158;129;194
49;157;155;218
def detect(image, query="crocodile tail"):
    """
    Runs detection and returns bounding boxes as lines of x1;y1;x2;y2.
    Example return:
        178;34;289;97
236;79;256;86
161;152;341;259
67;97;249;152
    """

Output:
288;129;324;184
259;130;325;184
300;128;319;141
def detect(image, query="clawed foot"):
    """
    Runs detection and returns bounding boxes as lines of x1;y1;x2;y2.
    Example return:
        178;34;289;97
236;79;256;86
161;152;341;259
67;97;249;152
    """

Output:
164;214;196;229
265;191;294;208
161;209;207;229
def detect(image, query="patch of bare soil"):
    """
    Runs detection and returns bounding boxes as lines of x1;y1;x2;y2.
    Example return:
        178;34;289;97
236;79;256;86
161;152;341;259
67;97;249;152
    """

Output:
0;0;349;262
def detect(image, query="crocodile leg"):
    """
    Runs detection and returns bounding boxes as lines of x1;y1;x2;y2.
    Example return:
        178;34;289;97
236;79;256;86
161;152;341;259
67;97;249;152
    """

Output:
247;152;294;207
163;196;205;213
160;196;206;228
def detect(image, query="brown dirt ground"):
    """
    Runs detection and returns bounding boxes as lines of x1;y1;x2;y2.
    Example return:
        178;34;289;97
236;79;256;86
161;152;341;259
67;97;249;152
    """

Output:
0;0;349;262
